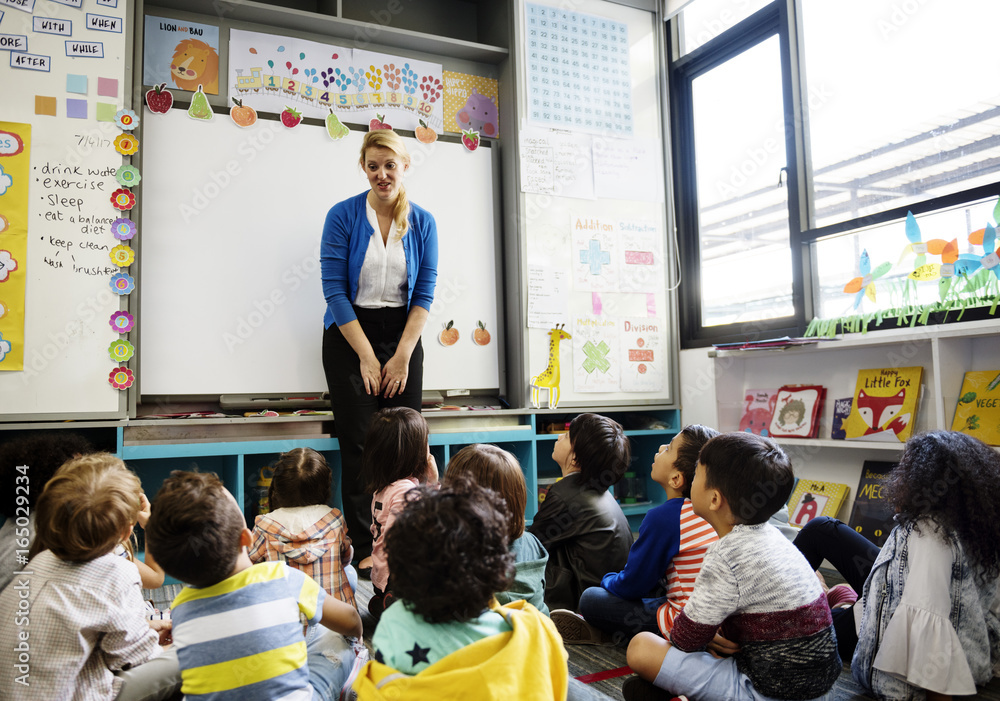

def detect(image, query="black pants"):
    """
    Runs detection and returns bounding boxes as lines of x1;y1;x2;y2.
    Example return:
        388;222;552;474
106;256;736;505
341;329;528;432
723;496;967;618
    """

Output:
322;306;423;561
793;516;882;661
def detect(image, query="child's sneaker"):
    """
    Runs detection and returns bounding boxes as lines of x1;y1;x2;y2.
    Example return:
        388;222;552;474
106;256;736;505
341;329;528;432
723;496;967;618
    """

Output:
550;609;606;645
620;676;677;701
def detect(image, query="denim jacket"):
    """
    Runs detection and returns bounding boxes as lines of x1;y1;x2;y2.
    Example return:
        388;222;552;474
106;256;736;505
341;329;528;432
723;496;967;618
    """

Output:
852;518;1000;700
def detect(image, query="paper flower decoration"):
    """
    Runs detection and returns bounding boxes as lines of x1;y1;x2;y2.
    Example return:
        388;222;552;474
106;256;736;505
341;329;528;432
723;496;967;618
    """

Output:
0;165;12;196
0;333;11;364
114;133;139;155
109;366;135;390
115;164;141;187
901;212;959;281
0;250;17;282
0;300;7;320
954;223;1000;281
109;339;135;363
0;214;8;233
112;217;136;240
110;311;134;333
115;108;139;130
843;249;891;309
111;188;135;211
110;244;135;267
110;272;135;295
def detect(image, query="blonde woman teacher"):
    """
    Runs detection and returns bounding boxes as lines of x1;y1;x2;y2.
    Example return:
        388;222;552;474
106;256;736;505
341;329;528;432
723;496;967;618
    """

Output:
321;130;438;572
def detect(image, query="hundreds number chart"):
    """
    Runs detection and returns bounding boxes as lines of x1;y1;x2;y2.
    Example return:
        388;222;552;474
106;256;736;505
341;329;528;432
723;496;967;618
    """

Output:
524;4;633;137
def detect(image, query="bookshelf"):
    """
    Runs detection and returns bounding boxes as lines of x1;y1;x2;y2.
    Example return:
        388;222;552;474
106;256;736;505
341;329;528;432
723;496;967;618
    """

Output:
708;319;1000;519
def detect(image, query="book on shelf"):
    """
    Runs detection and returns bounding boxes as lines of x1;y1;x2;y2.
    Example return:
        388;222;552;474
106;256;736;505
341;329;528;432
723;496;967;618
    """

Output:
787;479;851;528
950;370;1000;446
848;460;897;547
767;385;825;439
830;397;852;440
739;388;778;436
842;366;923;443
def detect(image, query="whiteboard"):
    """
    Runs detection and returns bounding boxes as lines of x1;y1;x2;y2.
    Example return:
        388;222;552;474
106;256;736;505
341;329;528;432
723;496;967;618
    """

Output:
0;0;130;420
139;109;499;396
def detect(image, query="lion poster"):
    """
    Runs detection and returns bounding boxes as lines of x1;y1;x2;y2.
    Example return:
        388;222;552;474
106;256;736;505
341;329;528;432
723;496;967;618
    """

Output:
143;16;221;95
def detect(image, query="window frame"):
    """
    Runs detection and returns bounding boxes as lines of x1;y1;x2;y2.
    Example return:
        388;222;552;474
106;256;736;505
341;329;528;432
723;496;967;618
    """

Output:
669;0;1000;348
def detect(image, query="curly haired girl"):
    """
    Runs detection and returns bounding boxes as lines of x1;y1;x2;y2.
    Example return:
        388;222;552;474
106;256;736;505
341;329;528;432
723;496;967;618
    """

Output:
796;430;1000;700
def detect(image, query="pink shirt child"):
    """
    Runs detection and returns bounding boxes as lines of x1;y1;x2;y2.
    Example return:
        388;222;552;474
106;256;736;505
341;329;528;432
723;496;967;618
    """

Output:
370;477;420;592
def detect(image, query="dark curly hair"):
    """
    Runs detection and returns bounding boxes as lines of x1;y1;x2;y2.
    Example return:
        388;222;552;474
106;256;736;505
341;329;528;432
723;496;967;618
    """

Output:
569;413;631;492
0;432;93;517
673;424;720;498
385;477;515;623
888;431;1000;581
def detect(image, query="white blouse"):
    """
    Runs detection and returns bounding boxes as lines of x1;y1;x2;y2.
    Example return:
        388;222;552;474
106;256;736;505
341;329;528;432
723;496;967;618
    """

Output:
355;200;407;309
856;524;990;695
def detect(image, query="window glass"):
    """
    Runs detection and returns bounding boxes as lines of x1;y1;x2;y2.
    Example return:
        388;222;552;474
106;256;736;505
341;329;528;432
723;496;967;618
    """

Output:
801;0;1000;229
692;36;793;326
812;198;998;320
679;0;772;55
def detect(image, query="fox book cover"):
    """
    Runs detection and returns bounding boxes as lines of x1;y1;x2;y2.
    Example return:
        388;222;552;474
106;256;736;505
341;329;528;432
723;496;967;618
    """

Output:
787;479;851;528
843;367;923;443
848;461;897;547
951;371;1000;446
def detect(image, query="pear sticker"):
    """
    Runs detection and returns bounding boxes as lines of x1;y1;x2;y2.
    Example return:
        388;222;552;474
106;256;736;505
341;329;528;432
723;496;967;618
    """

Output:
187;84;214;121
326;109;349;140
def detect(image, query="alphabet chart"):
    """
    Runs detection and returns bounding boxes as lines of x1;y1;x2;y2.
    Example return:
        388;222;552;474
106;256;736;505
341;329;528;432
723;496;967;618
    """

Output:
524;3;632;137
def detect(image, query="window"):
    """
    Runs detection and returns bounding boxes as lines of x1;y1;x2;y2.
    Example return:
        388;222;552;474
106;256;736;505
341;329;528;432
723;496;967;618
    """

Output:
671;0;1000;347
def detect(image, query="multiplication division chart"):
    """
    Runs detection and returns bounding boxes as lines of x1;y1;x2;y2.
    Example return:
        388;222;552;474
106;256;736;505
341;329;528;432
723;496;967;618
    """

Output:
524;3;633;137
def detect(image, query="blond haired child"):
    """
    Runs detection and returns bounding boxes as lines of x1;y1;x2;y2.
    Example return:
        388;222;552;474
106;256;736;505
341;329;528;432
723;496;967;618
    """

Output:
0;454;180;701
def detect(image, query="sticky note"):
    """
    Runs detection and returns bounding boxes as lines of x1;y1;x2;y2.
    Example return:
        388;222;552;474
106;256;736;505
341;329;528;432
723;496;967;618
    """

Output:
66;73;87;94
96;101;117;122
66;98;87;119
35;95;57;116
97;76;117;97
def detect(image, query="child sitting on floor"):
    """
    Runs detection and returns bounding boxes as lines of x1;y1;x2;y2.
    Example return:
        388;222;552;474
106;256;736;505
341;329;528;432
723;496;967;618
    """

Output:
553;424;720;645
625;432;840;701
145;470;363;701
364;407;438;620
354;477;569;700
0;454;180;701
528;413;634;612
796;430;1000;700
250;447;357;607
444;443;550;614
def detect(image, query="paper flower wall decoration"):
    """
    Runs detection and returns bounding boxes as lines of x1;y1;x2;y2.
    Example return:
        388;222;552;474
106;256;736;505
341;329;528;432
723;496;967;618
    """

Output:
0;333;11;363
110;244;135;267
0;250;17;282
112;217;136;240
109;339;135;363
843;249;891;309
954;223;1000;282
110;272;135;295
111;188;135;211
0;300;7;320
115;165;141;187
109;366;135;390
114;133;139;155
115;108;139;131
900;212;959;279
0;214;8;233
110;311;134;333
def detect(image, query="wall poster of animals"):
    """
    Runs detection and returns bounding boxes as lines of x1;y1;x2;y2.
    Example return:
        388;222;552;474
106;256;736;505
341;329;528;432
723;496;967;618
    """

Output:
143;16;221;94
227;29;444;134
441;71;498;138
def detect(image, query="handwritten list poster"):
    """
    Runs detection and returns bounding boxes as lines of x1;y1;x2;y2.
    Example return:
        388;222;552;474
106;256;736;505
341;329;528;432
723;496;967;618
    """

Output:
0;0;128;415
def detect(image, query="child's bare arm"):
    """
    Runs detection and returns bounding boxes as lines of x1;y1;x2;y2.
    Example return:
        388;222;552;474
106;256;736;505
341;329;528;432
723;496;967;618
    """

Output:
321;594;363;640
135;549;165;589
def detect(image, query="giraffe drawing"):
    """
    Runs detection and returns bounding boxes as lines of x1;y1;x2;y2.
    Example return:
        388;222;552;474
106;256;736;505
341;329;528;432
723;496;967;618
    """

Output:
529;324;572;409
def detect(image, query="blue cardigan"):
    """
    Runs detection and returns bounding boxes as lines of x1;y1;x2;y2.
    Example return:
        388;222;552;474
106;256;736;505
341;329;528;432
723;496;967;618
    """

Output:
321;191;439;328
